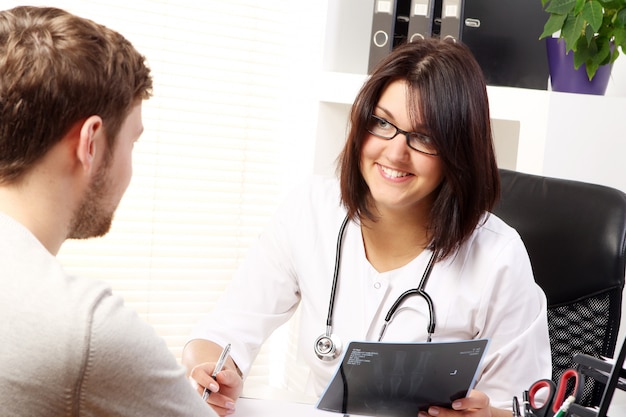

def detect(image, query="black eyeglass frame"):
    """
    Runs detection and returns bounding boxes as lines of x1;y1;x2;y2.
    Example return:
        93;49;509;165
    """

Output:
366;114;438;156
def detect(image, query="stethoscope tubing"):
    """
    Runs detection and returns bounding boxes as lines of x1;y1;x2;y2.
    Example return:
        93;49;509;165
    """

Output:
316;215;437;360
379;255;436;342
324;215;350;332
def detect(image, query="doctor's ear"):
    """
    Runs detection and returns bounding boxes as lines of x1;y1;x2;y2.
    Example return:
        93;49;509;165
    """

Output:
77;115;104;172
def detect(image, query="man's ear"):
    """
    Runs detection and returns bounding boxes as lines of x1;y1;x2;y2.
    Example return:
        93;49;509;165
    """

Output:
77;115;104;173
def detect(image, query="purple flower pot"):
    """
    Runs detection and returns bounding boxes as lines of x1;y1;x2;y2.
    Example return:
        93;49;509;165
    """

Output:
546;37;612;95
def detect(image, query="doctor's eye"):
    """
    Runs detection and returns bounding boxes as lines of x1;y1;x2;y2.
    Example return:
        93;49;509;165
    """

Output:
368;115;396;137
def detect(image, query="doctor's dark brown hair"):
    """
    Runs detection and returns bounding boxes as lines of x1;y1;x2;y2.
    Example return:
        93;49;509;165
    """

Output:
0;6;153;184
339;38;500;261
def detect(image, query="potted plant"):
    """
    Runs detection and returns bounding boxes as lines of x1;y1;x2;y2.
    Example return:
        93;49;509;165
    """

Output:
539;0;626;94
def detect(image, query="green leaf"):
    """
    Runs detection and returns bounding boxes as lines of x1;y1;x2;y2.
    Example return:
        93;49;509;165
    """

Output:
562;13;586;51
586;61;599;80
546;0;578;14
540;13;568;38
614;26;626;46
591;37;612;65
598;0;626;9
575;37;610;79
616;7;626;27
574;36;593;66
584;22;595;44
582;1;605;32
574;0;586;14
610;48;621;64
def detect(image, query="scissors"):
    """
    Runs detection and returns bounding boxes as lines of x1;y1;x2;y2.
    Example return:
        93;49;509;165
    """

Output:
528;369;583;417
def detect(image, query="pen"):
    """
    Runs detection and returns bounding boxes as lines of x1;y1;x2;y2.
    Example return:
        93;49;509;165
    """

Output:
512;396;520;417
553;395;575;417
202;343;231;401
522;390;533;417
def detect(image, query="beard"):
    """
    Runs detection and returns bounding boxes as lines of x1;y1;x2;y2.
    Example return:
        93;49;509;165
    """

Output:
67;160;115;240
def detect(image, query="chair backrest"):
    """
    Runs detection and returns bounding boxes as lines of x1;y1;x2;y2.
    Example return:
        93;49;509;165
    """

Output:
492;169;626;407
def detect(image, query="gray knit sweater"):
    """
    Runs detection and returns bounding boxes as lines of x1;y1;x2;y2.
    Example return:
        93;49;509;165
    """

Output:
0;213;216;416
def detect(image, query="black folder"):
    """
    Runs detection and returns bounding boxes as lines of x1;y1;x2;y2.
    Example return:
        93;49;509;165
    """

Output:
316;339;489;417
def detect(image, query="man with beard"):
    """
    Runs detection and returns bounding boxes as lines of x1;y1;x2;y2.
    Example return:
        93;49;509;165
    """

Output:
0;6;218;416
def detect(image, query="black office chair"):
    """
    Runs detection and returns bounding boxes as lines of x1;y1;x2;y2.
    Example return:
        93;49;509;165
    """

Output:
492;169;626;409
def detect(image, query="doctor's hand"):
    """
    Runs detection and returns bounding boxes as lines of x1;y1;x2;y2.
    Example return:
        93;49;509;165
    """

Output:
417;390;511;417
183;339;244;416
189;363;243;416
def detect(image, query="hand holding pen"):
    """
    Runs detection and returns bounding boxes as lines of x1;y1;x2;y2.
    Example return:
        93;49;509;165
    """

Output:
202;343;231;401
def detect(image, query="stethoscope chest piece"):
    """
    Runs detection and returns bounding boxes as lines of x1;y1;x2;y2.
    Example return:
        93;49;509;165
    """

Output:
314;332;343;361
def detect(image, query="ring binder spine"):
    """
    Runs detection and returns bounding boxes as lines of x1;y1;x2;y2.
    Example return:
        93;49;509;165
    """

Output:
368;0;399;73
407;0;435;42
439;0;464;41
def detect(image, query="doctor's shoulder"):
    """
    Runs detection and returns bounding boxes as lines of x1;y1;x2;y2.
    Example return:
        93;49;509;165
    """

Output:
283;175;344;217
270;175;345;240
479;211;524;242
466;212;530;262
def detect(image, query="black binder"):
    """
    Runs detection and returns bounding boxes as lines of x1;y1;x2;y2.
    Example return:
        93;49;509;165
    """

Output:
407;0;436;42
432;0;549;90
439;0;464;41
459;0;549;90
368;0;410;73
367;0;549;90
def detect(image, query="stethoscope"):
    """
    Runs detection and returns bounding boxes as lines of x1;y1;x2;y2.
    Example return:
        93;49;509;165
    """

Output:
314;215;437;361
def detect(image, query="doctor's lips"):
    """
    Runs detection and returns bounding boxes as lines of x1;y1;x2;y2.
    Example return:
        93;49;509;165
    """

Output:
379;164;413;179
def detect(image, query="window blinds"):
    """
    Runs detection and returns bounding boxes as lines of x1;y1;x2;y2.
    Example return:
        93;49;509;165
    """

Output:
5;0;326;393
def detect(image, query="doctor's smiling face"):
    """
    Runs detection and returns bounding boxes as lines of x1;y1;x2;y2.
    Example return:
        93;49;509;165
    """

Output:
360;80;443;216
340;39;499;261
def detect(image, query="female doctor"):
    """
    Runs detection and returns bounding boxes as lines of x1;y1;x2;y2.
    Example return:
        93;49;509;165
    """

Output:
183;38;551;417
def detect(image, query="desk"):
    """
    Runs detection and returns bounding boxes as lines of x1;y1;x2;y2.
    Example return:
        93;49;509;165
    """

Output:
233;397;333;417
237;378;626;416
231;397;626;417
233;395;626;417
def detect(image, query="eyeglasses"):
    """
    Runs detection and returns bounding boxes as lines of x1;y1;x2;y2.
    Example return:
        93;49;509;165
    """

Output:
366;114;438;156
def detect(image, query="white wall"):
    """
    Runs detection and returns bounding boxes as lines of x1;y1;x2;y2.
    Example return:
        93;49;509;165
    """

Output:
606;55;626;97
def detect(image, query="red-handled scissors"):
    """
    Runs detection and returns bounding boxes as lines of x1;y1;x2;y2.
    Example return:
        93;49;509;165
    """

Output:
528;369;583;417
